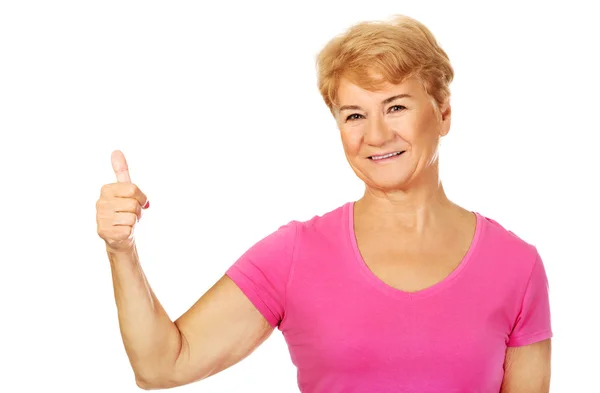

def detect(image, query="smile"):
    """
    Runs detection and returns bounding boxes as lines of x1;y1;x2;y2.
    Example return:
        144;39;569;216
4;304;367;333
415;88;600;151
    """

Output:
369;151;405;161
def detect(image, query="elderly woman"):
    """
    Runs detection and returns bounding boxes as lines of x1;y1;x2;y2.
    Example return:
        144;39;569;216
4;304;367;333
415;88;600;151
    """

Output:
96;14;552;393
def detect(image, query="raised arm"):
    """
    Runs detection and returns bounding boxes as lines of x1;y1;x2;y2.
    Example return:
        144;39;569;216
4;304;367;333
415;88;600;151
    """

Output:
108;246;274;389
97;151;275;389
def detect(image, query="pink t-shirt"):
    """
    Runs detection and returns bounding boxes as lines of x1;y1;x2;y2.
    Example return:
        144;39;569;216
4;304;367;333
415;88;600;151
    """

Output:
225;201;553;393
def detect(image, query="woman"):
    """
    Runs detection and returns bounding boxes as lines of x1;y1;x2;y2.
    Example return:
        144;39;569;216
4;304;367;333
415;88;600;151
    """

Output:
96;15;552;392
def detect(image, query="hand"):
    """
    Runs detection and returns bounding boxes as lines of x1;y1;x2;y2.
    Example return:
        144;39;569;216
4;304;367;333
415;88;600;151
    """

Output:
96;150;150;253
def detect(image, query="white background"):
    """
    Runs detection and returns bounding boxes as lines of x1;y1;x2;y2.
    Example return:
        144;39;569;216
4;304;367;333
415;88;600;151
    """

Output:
1;1;598;392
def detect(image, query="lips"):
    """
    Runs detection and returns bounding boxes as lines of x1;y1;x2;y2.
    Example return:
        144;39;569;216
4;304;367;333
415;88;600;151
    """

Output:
369;151;405;160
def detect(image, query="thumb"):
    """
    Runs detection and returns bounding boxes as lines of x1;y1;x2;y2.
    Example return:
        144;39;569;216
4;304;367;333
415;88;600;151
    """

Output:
111;150;131;183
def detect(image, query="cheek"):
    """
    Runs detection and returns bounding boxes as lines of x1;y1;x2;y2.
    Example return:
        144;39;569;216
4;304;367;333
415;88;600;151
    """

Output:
339;127;363;154
386;113;436;147
384;116;415;143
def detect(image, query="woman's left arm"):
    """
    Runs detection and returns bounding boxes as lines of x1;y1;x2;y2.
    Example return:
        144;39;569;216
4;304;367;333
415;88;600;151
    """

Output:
500;339;552;393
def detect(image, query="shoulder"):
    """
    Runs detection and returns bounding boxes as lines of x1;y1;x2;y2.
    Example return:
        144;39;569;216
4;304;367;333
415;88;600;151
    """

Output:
476;212;543;277
292;201;350;244
245;201;350;254
476;215;554;346
295;201;349;229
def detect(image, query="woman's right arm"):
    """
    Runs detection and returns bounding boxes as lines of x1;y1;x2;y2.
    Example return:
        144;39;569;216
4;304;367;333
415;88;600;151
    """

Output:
107;246;274;389
98;151;275;389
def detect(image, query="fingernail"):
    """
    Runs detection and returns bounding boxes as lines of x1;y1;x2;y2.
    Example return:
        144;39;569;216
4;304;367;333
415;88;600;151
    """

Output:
143;200;150;209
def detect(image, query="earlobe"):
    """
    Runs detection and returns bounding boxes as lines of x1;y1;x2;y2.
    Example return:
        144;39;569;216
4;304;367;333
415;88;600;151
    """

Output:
439;101;451;136
441;101;451;121
441;119;451;137
440;113;451;137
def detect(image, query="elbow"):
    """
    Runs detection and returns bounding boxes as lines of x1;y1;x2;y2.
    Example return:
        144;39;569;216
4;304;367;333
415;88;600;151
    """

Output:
135;376;161;391
134;367;211;390
133;331;207;390
133;332;188;390
135;378;154;390
134;373;180;391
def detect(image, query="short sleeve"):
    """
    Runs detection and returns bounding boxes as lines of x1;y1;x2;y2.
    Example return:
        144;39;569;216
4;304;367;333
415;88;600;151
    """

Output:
507;250;553;347
225;220;298;328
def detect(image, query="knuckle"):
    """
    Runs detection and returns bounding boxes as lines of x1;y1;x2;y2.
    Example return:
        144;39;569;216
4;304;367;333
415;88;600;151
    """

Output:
96;197;109;208
100;184;111;195
97;224;110;238
96;200;112;215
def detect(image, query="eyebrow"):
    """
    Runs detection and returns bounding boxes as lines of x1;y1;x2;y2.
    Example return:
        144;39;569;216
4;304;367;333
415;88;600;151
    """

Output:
338;94;412;112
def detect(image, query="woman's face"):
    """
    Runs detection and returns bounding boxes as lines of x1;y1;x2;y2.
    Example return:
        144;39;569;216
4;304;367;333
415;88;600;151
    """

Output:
334;76;451;192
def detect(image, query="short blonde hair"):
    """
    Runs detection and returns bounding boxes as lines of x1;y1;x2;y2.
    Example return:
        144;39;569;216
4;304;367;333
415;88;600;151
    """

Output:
316;15;454;116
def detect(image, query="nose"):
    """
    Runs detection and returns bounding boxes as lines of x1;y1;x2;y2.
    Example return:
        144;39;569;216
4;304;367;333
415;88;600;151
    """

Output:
363;114;395;146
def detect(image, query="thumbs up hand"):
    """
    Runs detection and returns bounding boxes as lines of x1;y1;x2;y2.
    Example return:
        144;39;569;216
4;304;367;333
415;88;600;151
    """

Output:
96;150;150;252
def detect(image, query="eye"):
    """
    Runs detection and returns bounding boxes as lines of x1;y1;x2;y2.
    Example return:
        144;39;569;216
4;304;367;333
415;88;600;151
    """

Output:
389;105;406;113
345;113;364;122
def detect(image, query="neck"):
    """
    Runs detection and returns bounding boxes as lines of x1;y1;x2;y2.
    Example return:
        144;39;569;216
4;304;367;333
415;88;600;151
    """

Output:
356;166;462;234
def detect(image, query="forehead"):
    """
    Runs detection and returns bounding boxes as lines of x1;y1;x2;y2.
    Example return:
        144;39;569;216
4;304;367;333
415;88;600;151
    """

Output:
336;76;425;105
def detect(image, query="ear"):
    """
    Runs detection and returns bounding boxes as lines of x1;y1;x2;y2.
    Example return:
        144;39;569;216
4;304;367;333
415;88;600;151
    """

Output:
439;99;451;137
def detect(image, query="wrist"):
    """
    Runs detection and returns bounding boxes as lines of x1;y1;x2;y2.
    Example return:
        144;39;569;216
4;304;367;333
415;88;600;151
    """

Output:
106;241;137;258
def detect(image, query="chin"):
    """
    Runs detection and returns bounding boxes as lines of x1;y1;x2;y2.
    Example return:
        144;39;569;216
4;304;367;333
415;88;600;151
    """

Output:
363;173;414;192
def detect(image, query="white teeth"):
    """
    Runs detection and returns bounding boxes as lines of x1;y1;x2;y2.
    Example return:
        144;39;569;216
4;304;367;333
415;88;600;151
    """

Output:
372;151;402;160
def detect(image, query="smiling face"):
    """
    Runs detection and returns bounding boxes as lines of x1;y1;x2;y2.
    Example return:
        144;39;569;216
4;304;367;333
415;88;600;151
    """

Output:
334;76;451;193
